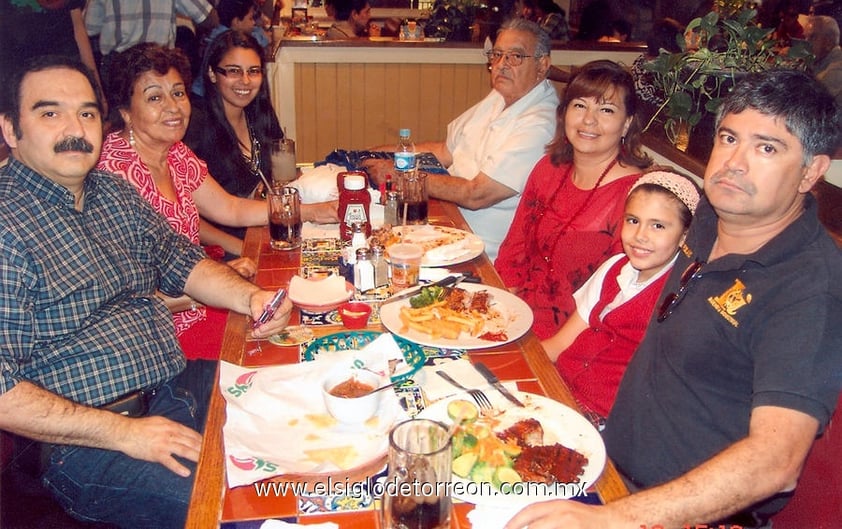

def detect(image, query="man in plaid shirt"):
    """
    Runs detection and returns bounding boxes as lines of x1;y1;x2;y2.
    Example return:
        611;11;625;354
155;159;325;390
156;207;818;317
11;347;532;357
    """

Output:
0;55;290;528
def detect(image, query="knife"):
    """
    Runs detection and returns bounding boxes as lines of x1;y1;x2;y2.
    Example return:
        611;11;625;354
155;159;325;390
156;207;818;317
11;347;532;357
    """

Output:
473;362;525;407
380;274;465;305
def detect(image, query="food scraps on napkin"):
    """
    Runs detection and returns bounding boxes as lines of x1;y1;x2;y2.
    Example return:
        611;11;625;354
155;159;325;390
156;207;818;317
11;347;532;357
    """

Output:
219;334;409;488
288;275;349;306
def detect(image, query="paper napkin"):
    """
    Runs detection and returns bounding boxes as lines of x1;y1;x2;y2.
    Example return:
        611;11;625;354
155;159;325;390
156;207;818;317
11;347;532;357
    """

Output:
219;334;409;488
466;504;526;529
288;164;343;203
420;358;519;403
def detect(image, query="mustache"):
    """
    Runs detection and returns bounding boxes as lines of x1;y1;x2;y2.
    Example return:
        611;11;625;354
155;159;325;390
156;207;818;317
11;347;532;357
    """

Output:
710;170;755;194
54;137;94;154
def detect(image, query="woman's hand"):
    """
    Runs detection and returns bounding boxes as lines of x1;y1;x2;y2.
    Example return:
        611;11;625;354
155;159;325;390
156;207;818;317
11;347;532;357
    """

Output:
302;201;339;224
228;257;257;278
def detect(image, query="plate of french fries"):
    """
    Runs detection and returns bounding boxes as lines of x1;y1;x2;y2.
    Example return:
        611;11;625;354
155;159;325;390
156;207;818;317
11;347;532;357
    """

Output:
379;283;533;349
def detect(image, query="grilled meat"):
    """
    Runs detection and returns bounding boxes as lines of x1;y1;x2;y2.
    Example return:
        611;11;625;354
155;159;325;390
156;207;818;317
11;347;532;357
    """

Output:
469;290;491;314
445;287;469;311
497;418;543;447
513;443;588;484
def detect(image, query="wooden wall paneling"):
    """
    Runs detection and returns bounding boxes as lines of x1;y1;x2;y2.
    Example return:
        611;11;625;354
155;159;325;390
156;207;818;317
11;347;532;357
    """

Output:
294;64;318;162
334;63;354;157
395;63;423;143
417;63;444;143
361;63;388;150
436;64;458;143
313;63;338;161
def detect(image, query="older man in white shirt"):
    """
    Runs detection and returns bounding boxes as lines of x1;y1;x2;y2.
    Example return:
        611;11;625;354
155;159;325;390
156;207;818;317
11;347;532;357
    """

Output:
365;18;558;260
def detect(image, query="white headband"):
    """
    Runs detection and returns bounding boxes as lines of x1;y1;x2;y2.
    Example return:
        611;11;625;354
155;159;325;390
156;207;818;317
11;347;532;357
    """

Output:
630;171;700;215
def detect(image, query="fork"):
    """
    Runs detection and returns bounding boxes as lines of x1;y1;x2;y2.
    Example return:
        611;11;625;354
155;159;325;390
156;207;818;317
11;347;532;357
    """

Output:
435;370;492;410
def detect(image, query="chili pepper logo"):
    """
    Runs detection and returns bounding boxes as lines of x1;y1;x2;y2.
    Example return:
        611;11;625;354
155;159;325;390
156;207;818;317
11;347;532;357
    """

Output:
229;455;258;471
228;454;278;473
227;371;257;398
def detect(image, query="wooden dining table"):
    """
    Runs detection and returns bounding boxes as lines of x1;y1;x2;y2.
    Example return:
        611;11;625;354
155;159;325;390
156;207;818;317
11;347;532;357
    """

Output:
185;198;629;528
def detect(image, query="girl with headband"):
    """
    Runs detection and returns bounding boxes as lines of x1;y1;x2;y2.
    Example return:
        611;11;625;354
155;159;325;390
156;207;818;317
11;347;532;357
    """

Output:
542;170;701;428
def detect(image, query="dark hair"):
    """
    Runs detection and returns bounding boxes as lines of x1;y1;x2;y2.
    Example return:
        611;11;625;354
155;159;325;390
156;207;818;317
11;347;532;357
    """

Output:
218;0;256;27
2;55;103;139
199;30;281;175
536;0;563;15
627;179;697;230
104;43;192;130
716;69;842;162
547;60;652;168
333;0;369;21
647;18;683;57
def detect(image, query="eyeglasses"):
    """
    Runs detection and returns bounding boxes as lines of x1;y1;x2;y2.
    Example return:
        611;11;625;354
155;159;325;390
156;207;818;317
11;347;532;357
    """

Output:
484;49;541;67
213;66;264;78
657;260;705;323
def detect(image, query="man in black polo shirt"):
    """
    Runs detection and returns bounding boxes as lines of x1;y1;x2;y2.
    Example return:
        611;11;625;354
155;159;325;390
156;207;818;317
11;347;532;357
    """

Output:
506;70;842;529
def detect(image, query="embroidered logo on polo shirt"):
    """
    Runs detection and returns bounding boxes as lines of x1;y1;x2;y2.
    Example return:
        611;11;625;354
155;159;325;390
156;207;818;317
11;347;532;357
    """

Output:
708;278;752;327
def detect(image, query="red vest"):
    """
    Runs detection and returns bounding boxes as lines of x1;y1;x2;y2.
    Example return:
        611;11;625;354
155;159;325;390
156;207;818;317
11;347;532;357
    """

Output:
556;257;670;417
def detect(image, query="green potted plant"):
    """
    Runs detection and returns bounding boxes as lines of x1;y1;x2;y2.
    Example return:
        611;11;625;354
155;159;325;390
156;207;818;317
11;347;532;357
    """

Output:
641;6;812;157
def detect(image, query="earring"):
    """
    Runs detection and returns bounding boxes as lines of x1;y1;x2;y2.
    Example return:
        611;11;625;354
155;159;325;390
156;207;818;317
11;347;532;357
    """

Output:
129;127;136;147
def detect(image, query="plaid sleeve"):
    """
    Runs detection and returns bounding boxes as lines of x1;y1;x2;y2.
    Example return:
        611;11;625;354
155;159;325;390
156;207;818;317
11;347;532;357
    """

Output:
175;0;214;24
0;234;38;395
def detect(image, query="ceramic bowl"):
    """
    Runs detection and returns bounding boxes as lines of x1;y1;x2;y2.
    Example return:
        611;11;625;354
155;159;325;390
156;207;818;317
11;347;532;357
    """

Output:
322;369;382;423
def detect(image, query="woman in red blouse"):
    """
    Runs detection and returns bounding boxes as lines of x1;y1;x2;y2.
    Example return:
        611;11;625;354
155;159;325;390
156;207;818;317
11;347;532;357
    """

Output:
495;60;652;339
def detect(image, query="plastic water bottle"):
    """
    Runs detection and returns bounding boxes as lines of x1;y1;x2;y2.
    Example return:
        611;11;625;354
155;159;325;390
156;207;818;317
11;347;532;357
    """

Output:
394;128;416;180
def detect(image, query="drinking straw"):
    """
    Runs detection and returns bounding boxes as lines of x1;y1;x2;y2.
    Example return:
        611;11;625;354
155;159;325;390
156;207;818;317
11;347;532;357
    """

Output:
256;168;274;195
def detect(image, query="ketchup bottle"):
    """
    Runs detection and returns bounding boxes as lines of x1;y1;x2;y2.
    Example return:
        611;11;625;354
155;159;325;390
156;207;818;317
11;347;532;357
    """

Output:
338;172;371;241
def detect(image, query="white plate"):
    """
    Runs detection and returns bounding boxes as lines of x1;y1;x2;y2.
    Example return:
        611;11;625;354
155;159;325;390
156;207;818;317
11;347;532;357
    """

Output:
390;225;484;267
379;283;533;350
418;391;606;507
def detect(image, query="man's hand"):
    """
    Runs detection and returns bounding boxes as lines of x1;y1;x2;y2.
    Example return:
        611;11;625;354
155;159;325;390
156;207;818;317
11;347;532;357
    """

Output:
229;257;257;278
249;289;293;339
360;159;393;187
504;500;622;529
115;415;203;478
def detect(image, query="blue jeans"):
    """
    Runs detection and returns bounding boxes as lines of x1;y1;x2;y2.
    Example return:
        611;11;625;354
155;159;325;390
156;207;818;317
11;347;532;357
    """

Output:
42;360;217;529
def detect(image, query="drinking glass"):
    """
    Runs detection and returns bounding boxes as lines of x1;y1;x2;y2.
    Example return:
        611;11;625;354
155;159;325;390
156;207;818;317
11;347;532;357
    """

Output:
268;186;302;250
397;171;428;225
270;138;297;185
381;419;452;529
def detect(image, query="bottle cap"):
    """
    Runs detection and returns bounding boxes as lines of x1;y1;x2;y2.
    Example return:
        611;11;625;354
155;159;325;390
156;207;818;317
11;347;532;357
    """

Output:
355;247;371;259
399;128;411;138
344;174;366;190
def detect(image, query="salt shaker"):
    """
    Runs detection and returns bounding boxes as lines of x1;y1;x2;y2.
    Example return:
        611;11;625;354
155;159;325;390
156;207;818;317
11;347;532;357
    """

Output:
354;248;375;292
384;191;400;227
371;244;389;288
350;223;367;252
